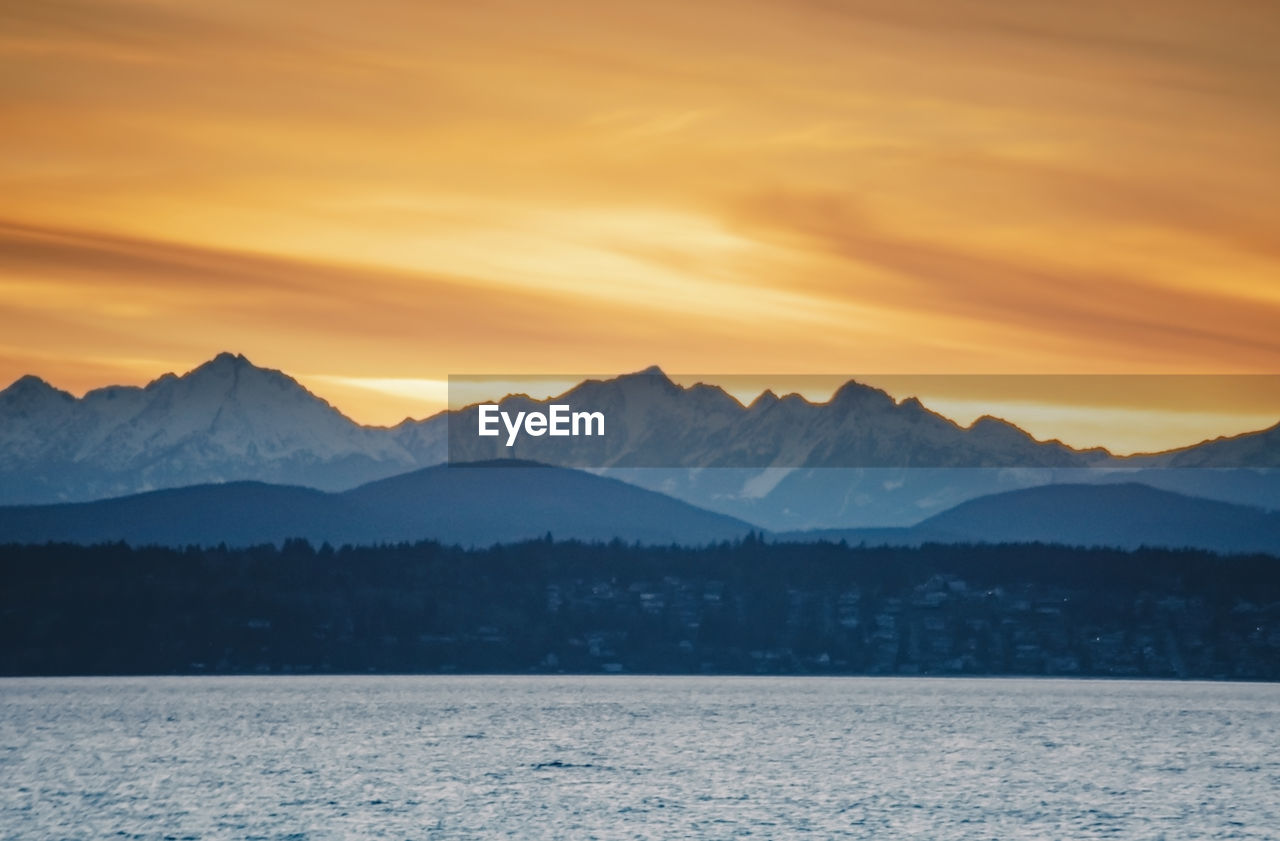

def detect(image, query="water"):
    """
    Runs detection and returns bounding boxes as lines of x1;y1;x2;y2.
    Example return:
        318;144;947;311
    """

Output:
2;676;1277;840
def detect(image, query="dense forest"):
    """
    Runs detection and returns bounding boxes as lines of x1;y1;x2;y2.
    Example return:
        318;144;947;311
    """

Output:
2;536;1278;679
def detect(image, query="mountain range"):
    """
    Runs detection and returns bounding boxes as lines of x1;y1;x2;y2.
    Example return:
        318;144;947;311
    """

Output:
446;368;1108;469
0;461;752;547
2;471;1277;555
0;353;428;504
777;482;1280;555
1;353;1277;536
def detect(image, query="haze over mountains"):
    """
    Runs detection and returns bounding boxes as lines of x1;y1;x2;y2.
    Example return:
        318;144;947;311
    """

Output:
1;353;1277;539
0;462;752;547
3;473;1278;555
776;483;1280;556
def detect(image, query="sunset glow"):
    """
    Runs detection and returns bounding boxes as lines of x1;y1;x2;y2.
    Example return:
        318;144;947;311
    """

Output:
3;0;1279;446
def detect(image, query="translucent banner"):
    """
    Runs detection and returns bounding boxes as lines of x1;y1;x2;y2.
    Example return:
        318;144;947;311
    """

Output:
446;372;1280;468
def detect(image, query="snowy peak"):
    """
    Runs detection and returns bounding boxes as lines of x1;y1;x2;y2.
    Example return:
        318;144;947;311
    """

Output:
1136;418;1280;467
0;353;419;503
440;368;1102;469
749;389;780;410
829;379;896;411
968;414;1033;439
208;350;251;367
610;365;679;392
0;374;74;410
3;358;1277;506
0;375;78;468
684;382;743;413
89;353;411;466
3;373;58;395
175;352;308;402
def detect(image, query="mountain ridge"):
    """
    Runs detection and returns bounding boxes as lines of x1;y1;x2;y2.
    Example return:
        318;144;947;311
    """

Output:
0;352;419;503
0;461;754;547
2;355;1277;527
774;481;1280;556
2;469;1277;556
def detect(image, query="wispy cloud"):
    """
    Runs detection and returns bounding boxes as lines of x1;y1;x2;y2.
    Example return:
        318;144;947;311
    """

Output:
2;0;1278;435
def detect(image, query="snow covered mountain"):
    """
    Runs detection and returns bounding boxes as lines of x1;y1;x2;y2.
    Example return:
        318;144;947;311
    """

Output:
1122;421;1280;468
2;355;1277;528
0;353;422;504
442;367;1110;469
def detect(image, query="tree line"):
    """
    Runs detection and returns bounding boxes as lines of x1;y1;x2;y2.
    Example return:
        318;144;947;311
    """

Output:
2;536;1277;678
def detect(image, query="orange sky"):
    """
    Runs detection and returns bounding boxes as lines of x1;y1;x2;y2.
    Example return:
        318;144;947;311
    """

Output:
2;0;1279;447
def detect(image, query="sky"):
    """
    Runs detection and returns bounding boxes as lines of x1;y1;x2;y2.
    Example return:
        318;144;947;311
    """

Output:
2;0;1279;450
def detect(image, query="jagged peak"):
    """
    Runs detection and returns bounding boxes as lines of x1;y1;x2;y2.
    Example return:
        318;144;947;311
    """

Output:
176;353;240;382
144;372;179;390
615;364;672;383
611;365;678;392
195;351;256;374
749;389;780;410
829;378;894;408
969;414;1026;433
966;415;1054;446
180;352;295;387
130;353;341;419
684;381;744;411
1;374;74;403
5;373;54;392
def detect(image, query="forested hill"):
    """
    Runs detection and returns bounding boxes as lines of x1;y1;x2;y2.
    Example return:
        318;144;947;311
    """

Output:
3;538;1277;680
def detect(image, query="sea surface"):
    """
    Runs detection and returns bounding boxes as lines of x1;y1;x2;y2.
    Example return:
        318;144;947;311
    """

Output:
2;676;1277;839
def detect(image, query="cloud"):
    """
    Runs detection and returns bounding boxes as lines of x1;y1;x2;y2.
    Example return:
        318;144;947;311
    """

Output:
726;190;1280;369
0;220;856;412
2;0;1279;432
